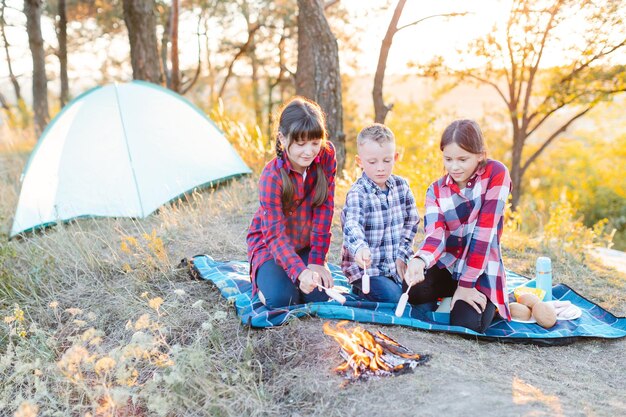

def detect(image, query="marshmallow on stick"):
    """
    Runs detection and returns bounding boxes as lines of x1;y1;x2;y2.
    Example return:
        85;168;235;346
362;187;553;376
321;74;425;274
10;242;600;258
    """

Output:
318;285;346;304
395;288;411;317
362;271;370;294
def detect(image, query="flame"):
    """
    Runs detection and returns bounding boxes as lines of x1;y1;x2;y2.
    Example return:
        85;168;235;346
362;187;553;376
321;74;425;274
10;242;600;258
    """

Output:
323;321;392;377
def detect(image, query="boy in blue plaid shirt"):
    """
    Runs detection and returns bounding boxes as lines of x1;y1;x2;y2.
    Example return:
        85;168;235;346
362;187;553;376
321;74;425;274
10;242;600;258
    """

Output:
341;123;420;302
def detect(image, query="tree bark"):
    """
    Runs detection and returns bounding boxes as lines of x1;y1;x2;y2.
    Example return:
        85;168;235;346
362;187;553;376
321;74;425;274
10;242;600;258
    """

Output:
161;5;171;88
24;0;49;137
123;0;163;84
250;38;262;129
1;0;21;102
295;0;345;172
170;0;180;92
510;130;524;209
0;89;15;124
373;0;406;124
57;0;69;107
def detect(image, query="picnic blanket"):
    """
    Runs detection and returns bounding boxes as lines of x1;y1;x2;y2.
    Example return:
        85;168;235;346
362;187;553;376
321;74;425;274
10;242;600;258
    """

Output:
189;255;626;345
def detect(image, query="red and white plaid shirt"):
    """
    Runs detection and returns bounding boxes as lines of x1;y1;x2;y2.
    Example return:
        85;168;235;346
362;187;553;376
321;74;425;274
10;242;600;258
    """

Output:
416;159;512;320
247;142;336;294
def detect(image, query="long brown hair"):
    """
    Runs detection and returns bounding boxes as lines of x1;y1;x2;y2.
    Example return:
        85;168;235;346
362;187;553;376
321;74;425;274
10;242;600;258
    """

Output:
440;119;487;167
275;97;329;211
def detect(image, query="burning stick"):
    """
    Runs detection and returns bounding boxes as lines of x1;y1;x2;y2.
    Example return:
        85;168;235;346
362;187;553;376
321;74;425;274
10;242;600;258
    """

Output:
323;321;430;381
318;284;347;304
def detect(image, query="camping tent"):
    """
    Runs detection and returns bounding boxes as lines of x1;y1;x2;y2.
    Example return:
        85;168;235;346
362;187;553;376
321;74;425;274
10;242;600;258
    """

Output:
10;81;251;237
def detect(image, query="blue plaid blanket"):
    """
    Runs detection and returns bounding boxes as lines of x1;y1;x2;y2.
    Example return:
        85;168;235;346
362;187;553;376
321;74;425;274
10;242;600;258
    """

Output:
191;255;626;344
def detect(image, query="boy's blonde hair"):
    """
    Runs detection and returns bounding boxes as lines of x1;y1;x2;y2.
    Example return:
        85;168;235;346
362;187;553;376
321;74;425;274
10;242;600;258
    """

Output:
357;123;395;147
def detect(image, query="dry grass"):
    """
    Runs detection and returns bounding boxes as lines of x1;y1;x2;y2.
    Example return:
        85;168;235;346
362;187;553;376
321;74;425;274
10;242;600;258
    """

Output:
1;129;625;417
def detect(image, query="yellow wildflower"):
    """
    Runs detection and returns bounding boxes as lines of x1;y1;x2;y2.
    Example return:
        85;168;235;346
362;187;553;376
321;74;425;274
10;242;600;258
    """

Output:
120;240;131;254
151;351;174;367
49;301;59;309
80;328;97;342
96;394;114;414
148;297;164;311
89;337;102;346
58;345;90;376
14;401;39;417
134;314;151;330
118;368;139;387
94;357;116;376
14;305;25;322
65;308;83;316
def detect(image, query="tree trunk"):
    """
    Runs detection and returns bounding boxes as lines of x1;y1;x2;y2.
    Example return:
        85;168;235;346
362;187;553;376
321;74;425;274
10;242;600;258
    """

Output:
250;39;262;129
161;5;171;88
295;0;345;172
123;0;163;84
170;0;180;92
1;0;21;102
24;0;49;137
373;0;406;124
510;130;524;210
0;89;15;124
57;0;69;107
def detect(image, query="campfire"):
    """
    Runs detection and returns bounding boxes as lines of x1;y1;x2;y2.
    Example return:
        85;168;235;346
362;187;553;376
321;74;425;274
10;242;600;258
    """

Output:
323;321;430;381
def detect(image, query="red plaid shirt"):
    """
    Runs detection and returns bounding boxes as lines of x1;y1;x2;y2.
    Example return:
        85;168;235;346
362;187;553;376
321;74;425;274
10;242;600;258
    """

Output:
415;159;512;320
247;142;336;293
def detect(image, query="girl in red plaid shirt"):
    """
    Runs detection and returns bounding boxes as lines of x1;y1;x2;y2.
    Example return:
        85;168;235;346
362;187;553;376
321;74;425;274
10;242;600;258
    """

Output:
405;119;512;333
247;97;337;308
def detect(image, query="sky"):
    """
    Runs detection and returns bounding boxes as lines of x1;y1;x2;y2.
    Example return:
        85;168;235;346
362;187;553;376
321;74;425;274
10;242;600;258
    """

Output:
2;0;624;101
339;0;513;74
1;0;512;84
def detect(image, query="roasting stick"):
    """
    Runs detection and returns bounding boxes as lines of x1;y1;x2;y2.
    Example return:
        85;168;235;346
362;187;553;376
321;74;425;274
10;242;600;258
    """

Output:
318;284;347;304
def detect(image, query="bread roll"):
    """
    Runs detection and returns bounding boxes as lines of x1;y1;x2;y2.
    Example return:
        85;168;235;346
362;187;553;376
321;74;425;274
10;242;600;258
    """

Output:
532;302;557;328
519;293;540;308
510;302;532;321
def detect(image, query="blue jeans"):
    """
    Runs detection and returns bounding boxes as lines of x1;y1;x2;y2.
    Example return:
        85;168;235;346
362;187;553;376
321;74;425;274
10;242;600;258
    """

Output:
406;264;496;333
352;275;402;303
256;248;329;309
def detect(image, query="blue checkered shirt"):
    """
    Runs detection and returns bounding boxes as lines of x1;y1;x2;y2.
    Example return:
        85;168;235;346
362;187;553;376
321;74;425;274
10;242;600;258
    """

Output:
341;173;420;283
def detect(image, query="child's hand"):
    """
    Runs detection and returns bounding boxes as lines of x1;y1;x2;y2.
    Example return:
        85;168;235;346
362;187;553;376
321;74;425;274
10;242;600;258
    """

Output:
405;257;426;287
298;269;321;294
308;263;334;288
451;286;487;314
355;247;372;269
395;259;407;281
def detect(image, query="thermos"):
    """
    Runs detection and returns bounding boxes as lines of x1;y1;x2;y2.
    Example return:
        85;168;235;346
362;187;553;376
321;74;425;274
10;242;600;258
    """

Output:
536;256;553;301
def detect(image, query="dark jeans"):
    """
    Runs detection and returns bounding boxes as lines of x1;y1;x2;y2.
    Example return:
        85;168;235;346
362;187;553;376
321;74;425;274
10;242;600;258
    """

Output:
256;248;329;309
352;275;403;303
404;265;496;333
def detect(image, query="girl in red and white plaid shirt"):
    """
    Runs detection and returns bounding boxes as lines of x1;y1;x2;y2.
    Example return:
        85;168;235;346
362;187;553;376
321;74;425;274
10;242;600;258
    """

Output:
405;119;512;333
247;97;337;308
